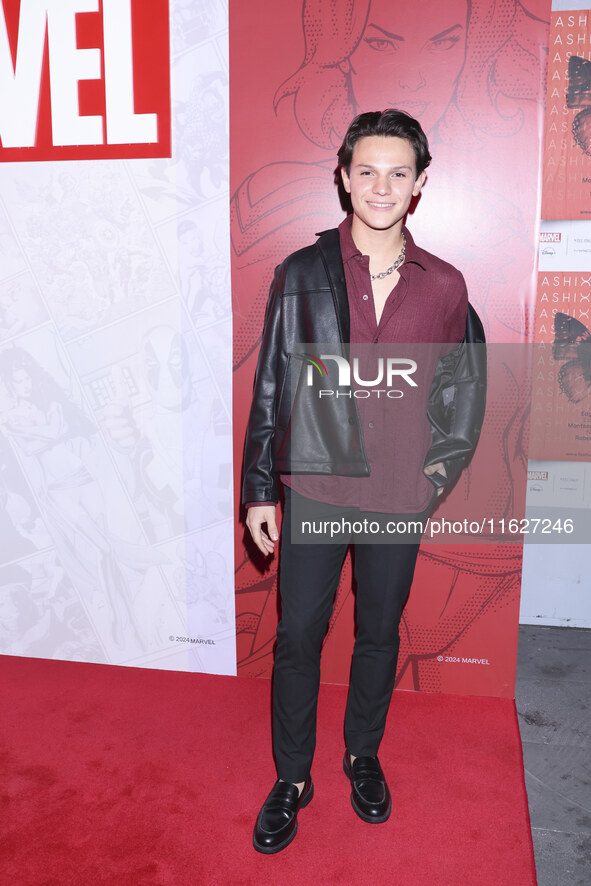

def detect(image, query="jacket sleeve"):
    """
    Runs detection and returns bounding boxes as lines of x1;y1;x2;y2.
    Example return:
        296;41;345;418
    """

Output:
423;303;487;489
241;266;285;505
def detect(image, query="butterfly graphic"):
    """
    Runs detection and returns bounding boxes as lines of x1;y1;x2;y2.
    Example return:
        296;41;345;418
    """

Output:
553;312;591;402
567;56;591;156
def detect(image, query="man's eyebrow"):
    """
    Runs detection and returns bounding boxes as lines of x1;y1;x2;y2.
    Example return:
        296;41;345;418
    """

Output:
365;23;404;41
430;24;462;41
354;163;413;171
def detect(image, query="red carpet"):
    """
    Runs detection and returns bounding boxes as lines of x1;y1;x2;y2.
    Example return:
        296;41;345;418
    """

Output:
0;656;536;886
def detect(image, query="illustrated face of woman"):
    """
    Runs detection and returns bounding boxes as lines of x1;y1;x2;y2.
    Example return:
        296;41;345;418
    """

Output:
349;0;469;133
11;368;33;401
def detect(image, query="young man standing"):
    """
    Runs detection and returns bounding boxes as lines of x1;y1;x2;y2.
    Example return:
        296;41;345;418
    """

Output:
242;110;485;853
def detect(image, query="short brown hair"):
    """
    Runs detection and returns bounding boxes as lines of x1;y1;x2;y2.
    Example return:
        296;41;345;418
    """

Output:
337;109;431;175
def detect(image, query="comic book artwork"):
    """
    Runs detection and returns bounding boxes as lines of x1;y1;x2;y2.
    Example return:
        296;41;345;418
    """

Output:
568;56;591;157
231;0;549;695
554;312;591;404
542;11;591;219
0;4;236;675
531;298;591;462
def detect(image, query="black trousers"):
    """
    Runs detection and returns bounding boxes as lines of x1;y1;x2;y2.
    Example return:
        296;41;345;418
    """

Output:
273;486;425;783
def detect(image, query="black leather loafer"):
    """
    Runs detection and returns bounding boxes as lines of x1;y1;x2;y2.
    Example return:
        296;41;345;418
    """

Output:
253;776;314;853
343;752;391;823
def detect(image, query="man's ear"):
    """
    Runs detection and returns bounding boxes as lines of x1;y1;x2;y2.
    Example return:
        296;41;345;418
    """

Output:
413;170;426;196
341;166;351;194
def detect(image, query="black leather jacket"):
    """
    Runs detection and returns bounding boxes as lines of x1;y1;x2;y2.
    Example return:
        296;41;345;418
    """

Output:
242;228;486;505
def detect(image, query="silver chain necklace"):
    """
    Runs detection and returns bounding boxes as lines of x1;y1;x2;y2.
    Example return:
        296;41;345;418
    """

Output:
370;233;406;281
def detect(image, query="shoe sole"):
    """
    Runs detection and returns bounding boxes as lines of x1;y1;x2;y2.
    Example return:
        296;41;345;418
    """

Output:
343;758;392;824
252;783;314;854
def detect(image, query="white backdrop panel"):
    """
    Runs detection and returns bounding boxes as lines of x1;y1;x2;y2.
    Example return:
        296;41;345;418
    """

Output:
0;0;235;674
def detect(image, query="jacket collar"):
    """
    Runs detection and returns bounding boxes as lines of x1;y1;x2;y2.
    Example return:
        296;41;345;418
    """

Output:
465;303;485;343
316;228;350;343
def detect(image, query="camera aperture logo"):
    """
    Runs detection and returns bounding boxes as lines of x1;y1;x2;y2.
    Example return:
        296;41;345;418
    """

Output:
304;353;417;400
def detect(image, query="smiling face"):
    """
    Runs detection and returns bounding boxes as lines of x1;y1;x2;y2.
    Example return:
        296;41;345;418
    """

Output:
341;135;425;238
349;0;468;132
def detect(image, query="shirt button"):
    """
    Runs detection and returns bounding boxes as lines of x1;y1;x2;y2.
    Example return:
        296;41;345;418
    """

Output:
348;417;355;425
368;421;375;429
362;294;369;301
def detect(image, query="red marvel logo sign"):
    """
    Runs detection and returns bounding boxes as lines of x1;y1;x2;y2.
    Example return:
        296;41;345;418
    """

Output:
0;0;170;161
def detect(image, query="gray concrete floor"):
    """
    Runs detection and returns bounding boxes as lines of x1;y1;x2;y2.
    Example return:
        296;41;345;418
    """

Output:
516;625;591;886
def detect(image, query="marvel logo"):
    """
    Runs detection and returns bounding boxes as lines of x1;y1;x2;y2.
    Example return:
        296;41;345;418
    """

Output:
527;471;548;481
540;233;561;243
0;0;170;160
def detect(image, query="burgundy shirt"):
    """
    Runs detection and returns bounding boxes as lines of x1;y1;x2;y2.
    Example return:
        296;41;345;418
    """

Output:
250;215;468;513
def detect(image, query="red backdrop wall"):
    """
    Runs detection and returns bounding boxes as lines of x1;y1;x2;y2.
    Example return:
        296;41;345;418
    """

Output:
231;0;550;696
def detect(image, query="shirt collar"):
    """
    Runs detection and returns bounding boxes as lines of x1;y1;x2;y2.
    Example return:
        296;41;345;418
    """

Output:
338;215;426;270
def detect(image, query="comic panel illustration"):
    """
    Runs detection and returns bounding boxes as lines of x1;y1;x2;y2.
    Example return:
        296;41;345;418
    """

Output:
0;273;48;344
67;302;232;544
0;203;27;280
157;200;231;331
0;163;175;341
127;41;228;226
0;550;105;664
195;318;232;423
171;0;227;57
156;522;236;675
0;326;184;664
0;432;53;564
